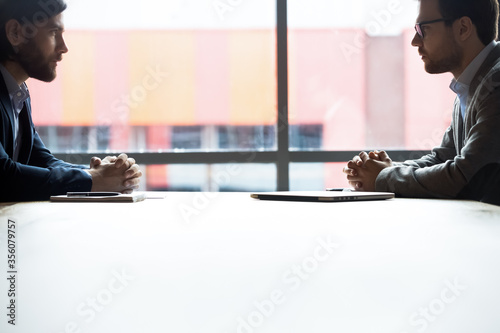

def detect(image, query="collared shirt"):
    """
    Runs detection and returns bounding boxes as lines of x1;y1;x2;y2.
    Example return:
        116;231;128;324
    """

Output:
0;64;30;161
449;40;497;119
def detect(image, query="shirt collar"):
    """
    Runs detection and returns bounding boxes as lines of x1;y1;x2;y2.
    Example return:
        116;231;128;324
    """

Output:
450;40;497;93
0;64;29;115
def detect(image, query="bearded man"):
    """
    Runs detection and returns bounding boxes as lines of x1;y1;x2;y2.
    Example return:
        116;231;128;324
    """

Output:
0;0;142;201
344;0;500;205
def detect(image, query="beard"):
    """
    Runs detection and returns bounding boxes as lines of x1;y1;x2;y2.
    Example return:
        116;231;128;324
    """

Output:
422;38;464;74
14;39;58;83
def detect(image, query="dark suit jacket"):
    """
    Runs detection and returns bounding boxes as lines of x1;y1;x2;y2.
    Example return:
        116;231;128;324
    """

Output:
0;72;92;202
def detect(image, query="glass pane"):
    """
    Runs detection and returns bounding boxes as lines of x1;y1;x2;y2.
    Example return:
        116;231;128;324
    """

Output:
288;0;456;151
145;164;276;192
290;163;349;191
31;0;277;153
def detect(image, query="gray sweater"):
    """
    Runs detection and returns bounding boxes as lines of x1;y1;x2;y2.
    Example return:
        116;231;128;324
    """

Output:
376;44;500;199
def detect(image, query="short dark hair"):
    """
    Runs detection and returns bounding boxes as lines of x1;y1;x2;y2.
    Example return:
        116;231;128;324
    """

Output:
437;0;499;45
0;0;67;62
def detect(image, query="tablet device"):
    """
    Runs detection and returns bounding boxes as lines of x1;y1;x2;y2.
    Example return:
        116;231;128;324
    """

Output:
250;191;394;202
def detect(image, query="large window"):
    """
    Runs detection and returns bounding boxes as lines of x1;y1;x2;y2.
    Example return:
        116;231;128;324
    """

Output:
31;0;456;191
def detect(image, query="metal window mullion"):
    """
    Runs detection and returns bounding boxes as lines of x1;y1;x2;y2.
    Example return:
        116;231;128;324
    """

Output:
276;0;289;191
54;150;430;166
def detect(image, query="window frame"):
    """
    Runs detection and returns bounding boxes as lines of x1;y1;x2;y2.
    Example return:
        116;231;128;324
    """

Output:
53;0;429;191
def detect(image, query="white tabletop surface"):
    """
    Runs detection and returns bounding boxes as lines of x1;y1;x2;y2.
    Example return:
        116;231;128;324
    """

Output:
1;192;500;333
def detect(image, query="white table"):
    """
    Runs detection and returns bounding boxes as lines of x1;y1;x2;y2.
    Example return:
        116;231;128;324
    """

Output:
1;193;500;333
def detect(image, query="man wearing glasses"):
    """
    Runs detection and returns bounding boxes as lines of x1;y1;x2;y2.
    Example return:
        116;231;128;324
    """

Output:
343;0;500;205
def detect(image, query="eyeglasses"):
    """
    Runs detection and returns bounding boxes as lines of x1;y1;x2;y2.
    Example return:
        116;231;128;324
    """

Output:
414;18;453;39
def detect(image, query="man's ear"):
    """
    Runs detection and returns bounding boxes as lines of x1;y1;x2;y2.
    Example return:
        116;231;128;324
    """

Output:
4;19;26;47
455;16;474;42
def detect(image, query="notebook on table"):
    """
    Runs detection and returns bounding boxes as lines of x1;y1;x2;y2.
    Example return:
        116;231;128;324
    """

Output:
50;192;147;203
250;191;394;202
